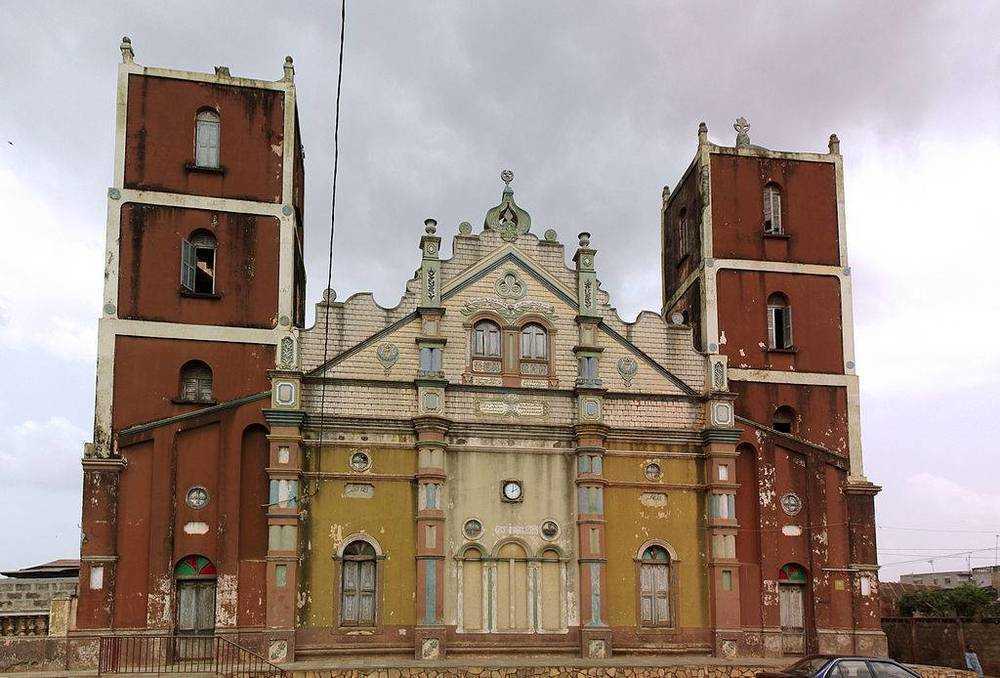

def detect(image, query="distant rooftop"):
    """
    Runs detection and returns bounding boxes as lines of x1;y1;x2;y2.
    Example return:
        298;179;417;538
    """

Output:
0;559;80;579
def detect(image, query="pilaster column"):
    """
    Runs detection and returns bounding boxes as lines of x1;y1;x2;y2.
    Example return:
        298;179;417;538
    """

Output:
702;356;743;657
413;224;449;658
413;415;449;659
262;366;305;663
78;453;125;630
843;481;886;656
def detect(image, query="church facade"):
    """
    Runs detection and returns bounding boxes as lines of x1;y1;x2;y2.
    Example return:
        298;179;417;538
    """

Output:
76;42;885;663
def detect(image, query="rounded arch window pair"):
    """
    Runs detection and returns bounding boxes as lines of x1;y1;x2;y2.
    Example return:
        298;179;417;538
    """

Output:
472;320;548;360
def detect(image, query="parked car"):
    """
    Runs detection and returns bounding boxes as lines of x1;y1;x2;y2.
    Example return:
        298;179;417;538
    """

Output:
757;656;921;678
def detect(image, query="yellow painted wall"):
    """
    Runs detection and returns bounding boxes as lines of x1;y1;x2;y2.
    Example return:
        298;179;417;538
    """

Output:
602;446;709;629
298;443;418;628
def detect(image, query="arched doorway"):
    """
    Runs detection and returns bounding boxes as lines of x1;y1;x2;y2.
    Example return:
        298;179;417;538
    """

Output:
778;562;808;654
175;555;217;658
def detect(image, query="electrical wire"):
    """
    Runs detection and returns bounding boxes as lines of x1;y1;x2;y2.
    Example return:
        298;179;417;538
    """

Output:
317;0;347;454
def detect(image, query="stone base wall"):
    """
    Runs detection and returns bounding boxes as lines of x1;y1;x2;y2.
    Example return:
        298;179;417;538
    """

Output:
884;617;1000;677
0;635;98;673
290;666;781;678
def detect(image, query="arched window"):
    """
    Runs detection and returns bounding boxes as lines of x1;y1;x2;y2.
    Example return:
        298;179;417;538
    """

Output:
194;110;220;168
494;542;529;631
460;546;484;632
773;405;796;434
766;292;793;349
639;545;671;627
341;540;377;626
181;230;217;295
179;361;213;403
473;320;501;358
520;323;548;360
764;183;783;234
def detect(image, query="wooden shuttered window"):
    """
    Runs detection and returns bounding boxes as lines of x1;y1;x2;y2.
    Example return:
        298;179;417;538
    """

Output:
194;110;221;168
341;541;377;626
764;184;783;234
180;362;213;402
767;294;793;349
180;239;197;291
639;546;671;626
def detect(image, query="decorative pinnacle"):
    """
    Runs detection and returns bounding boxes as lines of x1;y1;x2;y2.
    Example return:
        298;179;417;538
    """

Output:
828;133;841;155
734;117;751;148
424;218;438;234
501;169;514;191
578;232;591;248
120;36;134;64
283;56;295;81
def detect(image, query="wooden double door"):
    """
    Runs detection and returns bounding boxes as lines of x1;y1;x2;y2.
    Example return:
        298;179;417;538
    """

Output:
176;580;216;659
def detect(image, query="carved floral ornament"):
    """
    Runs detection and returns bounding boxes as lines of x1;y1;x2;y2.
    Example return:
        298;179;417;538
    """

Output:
617;356;638;386
459;297;556;322
495;270;526;300
780;492;803;517
376;342;399;374
279;336;296;368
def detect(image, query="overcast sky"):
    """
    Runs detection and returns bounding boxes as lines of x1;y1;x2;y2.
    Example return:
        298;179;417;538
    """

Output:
1;1;998;581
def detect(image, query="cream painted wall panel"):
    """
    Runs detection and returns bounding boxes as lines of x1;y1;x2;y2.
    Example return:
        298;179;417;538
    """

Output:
444;448;578;628
301;383;417;419
603;398;704;430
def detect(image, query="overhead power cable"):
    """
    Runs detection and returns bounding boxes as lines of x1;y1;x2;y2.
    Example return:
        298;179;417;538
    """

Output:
316;0;347;457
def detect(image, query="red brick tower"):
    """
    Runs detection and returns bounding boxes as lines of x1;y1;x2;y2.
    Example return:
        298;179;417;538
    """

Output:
77;38;305;657
662;120;884;656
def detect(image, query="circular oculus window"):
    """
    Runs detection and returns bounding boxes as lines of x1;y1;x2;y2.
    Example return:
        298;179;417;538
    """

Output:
644;462;662;481
541;520;559;540
463;519;483;540
349;450;371;472
186;486;210;510
780;492;803;516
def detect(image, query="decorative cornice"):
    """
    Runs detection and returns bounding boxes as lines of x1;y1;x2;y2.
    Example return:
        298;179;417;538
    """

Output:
262;409;306;427
700;428;742;445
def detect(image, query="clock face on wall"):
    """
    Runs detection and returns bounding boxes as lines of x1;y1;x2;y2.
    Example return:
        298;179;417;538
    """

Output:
502;481;522;502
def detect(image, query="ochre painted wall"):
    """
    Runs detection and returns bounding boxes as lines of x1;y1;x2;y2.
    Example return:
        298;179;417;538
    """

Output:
298;444;418;629
603;448;708;631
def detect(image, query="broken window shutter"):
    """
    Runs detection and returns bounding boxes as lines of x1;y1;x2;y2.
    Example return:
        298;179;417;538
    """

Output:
782;306;793;348
181;240;197;291
772;189;782;233
763;187;773;230
767;307;777;349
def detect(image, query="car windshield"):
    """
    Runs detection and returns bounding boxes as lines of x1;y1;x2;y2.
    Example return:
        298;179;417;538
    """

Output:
785;657;832;675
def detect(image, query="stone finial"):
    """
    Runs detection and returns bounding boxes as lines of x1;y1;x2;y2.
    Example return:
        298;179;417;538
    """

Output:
120;36;134;64
501;169;514;191
698;122;708;145
543;228;557;242
829;133;841;155
734;117;751;148
662;185;671;207
578;232;591;248
424;218;437;234
284;56;295;82
214;66;231;77
458;221;472;235
322;288;337;304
